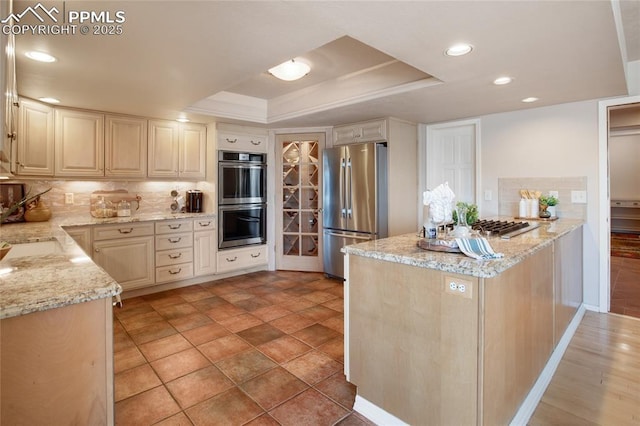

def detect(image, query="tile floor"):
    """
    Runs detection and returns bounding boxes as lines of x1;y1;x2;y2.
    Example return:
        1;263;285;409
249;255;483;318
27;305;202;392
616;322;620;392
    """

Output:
113;270;375;426
610;255;640;319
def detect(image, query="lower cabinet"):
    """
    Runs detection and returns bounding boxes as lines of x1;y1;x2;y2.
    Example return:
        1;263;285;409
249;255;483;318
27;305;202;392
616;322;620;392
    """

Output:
194;229;216;276
217;244;267;274
155;220;194;283
92;223;155;291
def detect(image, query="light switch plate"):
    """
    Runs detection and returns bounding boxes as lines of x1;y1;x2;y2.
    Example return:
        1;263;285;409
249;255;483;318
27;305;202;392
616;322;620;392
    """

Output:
571;190;587;204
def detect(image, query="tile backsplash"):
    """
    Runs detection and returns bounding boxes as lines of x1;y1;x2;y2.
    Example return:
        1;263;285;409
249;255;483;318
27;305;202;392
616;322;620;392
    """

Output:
498;177;587;220
2;180;216;217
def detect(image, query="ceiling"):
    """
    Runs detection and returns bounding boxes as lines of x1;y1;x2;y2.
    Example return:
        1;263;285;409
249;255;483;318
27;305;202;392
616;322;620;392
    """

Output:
9;0;640;128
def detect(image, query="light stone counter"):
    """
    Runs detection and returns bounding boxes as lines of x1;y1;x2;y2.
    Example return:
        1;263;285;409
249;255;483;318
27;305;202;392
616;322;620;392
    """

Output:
0;212;216;319
343;218;584;278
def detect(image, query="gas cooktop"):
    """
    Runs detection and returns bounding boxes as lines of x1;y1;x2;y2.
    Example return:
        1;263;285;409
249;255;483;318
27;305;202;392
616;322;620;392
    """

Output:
472;219;540;239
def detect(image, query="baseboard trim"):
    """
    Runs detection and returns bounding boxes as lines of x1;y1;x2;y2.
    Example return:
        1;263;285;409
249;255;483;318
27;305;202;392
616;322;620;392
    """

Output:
353;395;409;426
509;303;586;425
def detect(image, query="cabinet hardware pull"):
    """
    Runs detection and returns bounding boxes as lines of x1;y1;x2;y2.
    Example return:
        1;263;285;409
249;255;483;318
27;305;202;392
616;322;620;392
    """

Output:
169;224;181;229
198;221;211;227
250;140;261;145
226;256;238;262
118;228;133;234
94;248;100;252
169;268;182;275
250;252;261;258
169;253;182;259
168;237;182;243
226;138;237;143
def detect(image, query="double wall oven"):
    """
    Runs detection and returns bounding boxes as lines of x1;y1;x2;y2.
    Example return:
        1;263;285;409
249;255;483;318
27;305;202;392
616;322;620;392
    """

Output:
218;151;267;249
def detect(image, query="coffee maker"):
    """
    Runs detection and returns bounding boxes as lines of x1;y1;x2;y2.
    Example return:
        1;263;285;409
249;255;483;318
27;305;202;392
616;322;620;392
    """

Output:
186;190;203;213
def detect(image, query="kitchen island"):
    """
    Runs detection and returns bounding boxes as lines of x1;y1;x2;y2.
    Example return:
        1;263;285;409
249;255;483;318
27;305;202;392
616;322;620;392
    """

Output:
0;211;213;425
343;219;584;425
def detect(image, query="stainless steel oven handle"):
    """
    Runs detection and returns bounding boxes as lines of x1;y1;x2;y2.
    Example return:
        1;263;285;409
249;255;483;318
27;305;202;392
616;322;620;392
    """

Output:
237;216;260;222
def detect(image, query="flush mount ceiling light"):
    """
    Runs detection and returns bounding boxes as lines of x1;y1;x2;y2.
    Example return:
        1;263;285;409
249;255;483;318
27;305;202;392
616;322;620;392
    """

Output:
25;51;56;62
268;59;310;81
38;97;60;104
522;97;539;103
493;76;513;85
445;43;473;57
176;117;190;123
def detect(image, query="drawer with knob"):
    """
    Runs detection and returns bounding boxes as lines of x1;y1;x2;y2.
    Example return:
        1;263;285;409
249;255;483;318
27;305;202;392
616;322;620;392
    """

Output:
155;232;193;251
216;244;267;273
93;222;154;241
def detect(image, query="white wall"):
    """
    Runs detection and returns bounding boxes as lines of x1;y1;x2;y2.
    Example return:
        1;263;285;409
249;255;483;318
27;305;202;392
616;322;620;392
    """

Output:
480;100;600;306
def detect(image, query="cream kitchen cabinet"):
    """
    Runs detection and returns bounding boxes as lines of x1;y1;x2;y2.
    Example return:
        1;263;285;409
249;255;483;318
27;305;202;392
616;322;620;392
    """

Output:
216;123;268;153
217;244;267;274
92;223;155;291
55;108;105;177
332;118;387;145
148;120;206;179
16;98;54;176
105;115;147;178
155;219;194;283
193;218;216;276
63;225;92;256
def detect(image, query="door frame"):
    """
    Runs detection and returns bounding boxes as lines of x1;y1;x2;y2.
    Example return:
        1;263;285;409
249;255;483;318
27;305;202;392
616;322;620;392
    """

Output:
419;119;481;224
269;127;331;272
597;95;640;313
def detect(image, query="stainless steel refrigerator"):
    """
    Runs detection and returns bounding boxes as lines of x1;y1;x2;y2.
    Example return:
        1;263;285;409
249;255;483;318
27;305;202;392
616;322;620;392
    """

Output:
322;142;388;279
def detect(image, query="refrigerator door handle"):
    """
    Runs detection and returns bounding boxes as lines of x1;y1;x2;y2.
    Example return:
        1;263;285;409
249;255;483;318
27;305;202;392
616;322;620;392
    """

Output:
324;230;372;240
341;158;347;218
346;157;352;218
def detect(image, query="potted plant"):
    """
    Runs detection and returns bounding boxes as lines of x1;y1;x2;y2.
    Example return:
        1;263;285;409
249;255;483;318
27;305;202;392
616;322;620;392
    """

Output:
539;194;558;218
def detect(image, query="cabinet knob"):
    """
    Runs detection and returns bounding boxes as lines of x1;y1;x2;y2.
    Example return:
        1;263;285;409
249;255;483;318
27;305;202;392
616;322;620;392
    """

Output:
94;248;100;253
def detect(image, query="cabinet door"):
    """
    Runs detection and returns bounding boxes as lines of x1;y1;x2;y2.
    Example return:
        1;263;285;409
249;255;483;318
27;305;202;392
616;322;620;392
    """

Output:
63;226;92;255
179;123;206;179
194;230;216;276
93;236;155;291
54;109;104;177
217;132;267;153
333;119;387;145
105;115;147;178
17;99;54;176
148;120;179;178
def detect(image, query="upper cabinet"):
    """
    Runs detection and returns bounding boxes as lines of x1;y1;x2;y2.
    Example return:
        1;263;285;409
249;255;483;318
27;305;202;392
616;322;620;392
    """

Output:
54;108;105;177
217;123;268;153
17;98;54;176
105;115;147;178
148;120;206;179
15;99;206;180
333;118;387;145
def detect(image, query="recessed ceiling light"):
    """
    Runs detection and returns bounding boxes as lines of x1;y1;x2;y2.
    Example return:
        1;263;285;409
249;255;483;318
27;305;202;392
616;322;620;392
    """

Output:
176;117;189;123
38;97;60;104
522;97;539;103
25;51;56;62
268;59;311;81
493;76;513;85
445;43;473;57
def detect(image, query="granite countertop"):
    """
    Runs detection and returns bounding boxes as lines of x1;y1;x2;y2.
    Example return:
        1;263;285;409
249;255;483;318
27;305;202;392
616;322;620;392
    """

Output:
0;212;216;319
343;218;584;278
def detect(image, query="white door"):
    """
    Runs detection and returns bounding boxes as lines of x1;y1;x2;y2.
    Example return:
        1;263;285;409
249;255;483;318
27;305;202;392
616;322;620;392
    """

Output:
426;120;478;204
275;133;325;271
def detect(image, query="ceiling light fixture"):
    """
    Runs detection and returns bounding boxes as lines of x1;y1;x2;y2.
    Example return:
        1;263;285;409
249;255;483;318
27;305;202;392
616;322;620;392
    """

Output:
25;51;57;62
268;59;310;81
522;97;539;103
445;43;473;57
176;117;190;123
38;97;60;104
493;76;512;85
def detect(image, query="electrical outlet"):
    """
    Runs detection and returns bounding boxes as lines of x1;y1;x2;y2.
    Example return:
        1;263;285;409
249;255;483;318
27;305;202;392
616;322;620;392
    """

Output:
571;190;587;204
444;276;473;299
65;193;74;205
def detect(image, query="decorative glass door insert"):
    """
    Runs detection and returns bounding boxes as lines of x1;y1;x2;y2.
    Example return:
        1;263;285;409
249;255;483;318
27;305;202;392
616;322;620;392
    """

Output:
276;133;325;271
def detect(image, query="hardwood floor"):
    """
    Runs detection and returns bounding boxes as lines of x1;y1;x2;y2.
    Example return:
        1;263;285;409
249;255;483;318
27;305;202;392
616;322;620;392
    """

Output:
610;255;640;319
529;311;640;425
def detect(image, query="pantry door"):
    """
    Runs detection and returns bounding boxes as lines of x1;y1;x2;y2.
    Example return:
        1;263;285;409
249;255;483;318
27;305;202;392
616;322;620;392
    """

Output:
275;133;326;272
426;120;479;204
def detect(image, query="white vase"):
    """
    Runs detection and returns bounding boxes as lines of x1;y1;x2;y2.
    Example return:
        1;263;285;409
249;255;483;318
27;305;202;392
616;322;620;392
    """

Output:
547;205;557;218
